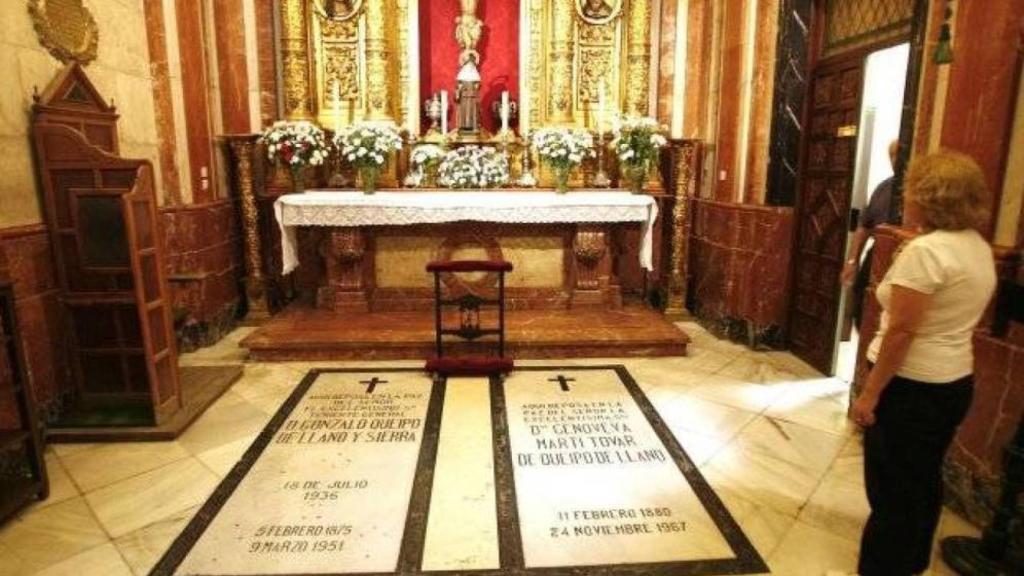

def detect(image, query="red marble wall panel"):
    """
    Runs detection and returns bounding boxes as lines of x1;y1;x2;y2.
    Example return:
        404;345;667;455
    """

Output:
939;1;1024;234
0;226;70;422
213;0;252;134
254;0;278;127
176;0;216;202
951;334;1024;477
683;0;711;141
161;199;243;323
143;0;183;204
689;198;794;329
744;0;779;203
712;0;748;202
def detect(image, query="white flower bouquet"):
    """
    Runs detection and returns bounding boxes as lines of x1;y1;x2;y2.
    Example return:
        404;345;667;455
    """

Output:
410;143;446;168
610;116;667;192
334;122;404;193
530;127;594;192
436;146;509;189
259;121;329;192
334;123;404;169
405;143;447;187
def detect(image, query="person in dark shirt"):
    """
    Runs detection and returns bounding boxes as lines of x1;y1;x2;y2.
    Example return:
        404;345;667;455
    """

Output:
842;140;899;327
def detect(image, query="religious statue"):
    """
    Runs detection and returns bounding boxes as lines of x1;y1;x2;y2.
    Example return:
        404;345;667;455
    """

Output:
455;63;481;135
576;0;622;24
455;0;483;65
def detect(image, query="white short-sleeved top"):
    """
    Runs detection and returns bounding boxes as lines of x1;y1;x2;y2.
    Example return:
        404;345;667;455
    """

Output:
867;229;996;383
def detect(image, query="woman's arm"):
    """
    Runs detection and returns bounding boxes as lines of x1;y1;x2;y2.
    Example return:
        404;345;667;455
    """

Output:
852;284;932;426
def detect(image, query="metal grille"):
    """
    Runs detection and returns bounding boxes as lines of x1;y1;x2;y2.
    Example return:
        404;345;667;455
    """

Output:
826;0;913;54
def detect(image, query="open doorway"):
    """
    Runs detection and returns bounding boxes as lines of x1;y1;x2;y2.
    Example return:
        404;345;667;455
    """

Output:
836;42;910;383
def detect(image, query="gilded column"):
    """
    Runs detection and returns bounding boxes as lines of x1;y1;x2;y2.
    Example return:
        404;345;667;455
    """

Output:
279;0;314;120
625;0;653;115
527;0;544;130
397;0;412;131
228;135;271;321
364;0;393;121
664;139;698;318
547;0;576;124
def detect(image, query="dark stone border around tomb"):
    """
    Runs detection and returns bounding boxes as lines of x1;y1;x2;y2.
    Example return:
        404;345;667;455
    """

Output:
149;368;447;576
489;366;768;576
150;366;767;576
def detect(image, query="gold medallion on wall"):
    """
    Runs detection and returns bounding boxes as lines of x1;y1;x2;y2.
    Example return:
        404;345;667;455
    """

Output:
28;0;99;65
575;0;623;26
312;0;365;22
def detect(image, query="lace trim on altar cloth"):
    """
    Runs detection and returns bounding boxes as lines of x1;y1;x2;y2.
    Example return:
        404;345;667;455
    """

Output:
274;191;659;273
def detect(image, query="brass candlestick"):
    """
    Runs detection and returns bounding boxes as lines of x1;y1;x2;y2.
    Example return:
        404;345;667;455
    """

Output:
593;131;611;188
517;135;537;188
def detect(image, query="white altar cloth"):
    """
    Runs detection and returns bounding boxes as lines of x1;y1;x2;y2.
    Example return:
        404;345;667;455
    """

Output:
274;190;659;274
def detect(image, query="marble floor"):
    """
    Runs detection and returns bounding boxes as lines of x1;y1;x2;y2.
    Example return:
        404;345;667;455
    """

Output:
0;322;980;576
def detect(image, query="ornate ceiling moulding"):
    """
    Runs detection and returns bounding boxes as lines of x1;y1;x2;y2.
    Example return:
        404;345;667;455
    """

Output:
575;0;624;26
312;0;365;22
28;0;99;66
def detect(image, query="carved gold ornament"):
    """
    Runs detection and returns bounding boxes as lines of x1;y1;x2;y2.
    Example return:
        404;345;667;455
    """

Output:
28;0;99;65
575;0;622;26
312;0;364;22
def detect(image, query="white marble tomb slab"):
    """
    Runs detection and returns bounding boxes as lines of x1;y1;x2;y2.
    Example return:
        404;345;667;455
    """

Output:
504;369;735;568
174;372;432;575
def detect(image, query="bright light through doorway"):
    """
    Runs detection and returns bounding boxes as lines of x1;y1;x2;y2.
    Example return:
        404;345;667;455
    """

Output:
838;42;910;385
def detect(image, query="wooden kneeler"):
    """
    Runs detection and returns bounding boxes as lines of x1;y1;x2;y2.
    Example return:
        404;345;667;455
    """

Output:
424;260;514;378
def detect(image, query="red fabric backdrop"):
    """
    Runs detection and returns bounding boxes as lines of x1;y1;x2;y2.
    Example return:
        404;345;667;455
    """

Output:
419;0;519;134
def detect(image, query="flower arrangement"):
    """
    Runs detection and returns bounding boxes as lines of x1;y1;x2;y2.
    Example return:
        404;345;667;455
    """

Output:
334;122;404;193
405;143;447;187
611;116;668;192
436;146;509;189
410;143;445;168
531;127;594;192
259;121;328;192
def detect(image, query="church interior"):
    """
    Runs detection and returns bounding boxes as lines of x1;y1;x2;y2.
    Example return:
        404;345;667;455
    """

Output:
1;0;1023;574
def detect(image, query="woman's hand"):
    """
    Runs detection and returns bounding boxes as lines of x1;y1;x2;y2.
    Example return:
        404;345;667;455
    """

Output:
852;391;879;427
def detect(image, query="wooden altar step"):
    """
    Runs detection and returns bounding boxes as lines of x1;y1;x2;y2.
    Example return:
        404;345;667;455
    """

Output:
242;304;689;361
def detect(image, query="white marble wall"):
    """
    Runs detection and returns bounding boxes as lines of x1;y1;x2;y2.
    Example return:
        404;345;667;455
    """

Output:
0;0;161;228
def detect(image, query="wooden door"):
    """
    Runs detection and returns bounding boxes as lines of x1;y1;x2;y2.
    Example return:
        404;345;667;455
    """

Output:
789;56;863;374
123;165;181;423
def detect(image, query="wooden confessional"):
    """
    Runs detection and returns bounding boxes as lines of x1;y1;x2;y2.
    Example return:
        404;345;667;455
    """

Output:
31;64;181;429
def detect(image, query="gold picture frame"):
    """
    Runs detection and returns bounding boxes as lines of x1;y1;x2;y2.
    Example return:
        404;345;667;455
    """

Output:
575;0;623;26
28;0;99;66
311;0;365;23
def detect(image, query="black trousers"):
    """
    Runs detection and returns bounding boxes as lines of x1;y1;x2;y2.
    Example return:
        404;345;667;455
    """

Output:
858;374;973;575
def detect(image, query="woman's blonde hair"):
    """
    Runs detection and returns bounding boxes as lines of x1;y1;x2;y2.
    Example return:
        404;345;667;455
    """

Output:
904;151;990;231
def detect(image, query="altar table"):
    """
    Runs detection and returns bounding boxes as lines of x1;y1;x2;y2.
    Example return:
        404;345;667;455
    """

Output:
273;190;660;311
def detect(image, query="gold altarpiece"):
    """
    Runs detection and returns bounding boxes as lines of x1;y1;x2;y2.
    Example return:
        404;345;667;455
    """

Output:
234;0;688;321
278;0;654;134
279;0;411;127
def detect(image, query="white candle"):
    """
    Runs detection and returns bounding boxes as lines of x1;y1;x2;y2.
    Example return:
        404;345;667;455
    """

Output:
440;90;448;137
597;82;606;136
501;91;509;132
333;81;342;135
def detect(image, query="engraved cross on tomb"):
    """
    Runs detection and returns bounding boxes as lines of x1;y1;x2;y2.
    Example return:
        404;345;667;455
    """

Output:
360;376;388;394
548;374;576;392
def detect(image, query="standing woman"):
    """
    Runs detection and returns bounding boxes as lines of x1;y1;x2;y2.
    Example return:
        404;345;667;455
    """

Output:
851;151;996;575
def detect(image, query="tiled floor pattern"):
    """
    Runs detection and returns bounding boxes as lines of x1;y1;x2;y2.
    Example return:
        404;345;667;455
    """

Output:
0;323;980;576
